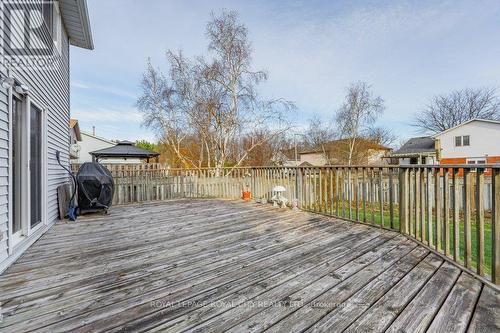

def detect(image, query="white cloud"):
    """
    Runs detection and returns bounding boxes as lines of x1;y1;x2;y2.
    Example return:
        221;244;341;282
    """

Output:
72;107;157;142
71;80;137;100
72;107;142;123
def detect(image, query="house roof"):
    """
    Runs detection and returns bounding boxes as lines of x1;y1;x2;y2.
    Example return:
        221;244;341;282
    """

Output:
391;137;436;157
81;130;116;145
69;118;82;141
279;148;297;160
90;141;160;159
300;138;391;155
60;0;94;50
433;118;500;138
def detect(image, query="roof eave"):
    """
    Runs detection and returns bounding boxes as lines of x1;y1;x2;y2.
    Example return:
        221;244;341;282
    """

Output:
390;152;436;157
74;123;82;141
90;153;160;158
60;0;94;50
433;118;500;138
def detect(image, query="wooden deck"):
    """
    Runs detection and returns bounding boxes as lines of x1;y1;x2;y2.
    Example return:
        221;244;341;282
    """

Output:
0;199;498;332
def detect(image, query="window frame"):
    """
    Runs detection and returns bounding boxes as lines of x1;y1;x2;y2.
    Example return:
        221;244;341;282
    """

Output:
26;96;48;236
455;136;462;147
42;0;54;37
52;1;62;54
466;158;486;172
462;135;470;146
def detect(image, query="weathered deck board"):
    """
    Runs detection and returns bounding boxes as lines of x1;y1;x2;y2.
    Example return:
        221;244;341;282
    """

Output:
426;272;482;332
468;285;500;332
0;199;498;332
385;262;461;333
342;253;444;332
161;234;404;333
305;247;429;332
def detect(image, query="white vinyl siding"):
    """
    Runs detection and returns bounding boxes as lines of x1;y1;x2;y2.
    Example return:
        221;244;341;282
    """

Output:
435;120;500;160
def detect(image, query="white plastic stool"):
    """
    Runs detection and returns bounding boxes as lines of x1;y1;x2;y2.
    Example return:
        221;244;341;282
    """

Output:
271;186;288;208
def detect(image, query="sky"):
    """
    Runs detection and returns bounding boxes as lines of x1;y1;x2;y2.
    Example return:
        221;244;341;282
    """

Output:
70;0;500;145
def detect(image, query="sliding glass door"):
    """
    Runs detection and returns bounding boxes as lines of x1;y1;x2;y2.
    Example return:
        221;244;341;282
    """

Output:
10;96;45;245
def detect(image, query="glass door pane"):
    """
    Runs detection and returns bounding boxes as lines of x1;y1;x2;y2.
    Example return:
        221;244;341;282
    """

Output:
12;97;22;234
30;104;42;227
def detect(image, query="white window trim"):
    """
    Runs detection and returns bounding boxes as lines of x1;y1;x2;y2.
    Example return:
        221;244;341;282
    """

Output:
26;95;49;237
466;158;486;164
53;1;62;55
7;86;14;254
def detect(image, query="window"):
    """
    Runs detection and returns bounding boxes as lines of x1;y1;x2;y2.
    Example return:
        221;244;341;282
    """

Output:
455;135;470;147
467;158;486;172
42;1;53;37
52;2;62;54
467;159;486;164
42;1;62;54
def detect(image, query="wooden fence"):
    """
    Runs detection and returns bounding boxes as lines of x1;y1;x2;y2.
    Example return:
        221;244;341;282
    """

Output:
71;163;500;287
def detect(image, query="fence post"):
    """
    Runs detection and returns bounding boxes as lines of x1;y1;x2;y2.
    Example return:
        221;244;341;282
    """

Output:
296;166;302;209
492;168;500;285
399;167;408;234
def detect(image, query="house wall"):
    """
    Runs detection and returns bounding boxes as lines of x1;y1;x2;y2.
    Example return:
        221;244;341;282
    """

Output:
436;121;500;160
398;156;438;165
0;1;71;271
367;149;390;165
299;153;328;166
300;149;389;166
75;131;115;164
69;127;79;159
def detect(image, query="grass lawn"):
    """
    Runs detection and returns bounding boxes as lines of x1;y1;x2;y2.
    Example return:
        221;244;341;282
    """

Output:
304;200;493;277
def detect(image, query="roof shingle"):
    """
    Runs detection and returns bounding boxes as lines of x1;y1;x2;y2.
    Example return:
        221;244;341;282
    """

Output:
392;137;436;156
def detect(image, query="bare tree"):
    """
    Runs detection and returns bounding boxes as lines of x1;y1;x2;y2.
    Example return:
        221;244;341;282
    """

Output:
335;82;385;165
137;58;200;168
366;126;397;147
300;114;337;164
303;115;335;148
137;10;295;171
413;87;500;134
205;11;294;171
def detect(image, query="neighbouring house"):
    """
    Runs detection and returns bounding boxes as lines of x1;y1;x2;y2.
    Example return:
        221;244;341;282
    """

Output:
274;148;300;167
69;119;82;160
75;129;116;164
0;1;93;272
435;119;500;166
391;119;500;166
297;138;392;166
90;141;160;164
389;137;439;165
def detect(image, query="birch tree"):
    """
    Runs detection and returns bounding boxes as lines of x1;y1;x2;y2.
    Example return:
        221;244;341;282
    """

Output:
335;82;385;165
137;10;294;171
204;10;294;170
